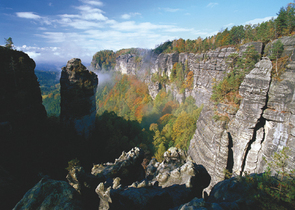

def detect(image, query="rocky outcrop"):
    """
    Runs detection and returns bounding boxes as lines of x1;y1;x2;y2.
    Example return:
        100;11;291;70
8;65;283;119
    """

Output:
96;181;200;210
188;102;230;192
115;49;156;78
146;147;210;193
228;57;272;175
95;147;210;210
188;36;295;192
60;58;98;138
66;147;145;194
0;47;47;209
13;177;83;210
0;47;46;136
188;57;273;191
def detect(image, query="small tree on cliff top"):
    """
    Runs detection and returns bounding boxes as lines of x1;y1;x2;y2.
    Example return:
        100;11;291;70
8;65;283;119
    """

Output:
5;37;13;49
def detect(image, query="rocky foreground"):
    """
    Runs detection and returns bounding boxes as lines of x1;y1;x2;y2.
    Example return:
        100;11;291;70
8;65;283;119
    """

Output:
13;147;290;210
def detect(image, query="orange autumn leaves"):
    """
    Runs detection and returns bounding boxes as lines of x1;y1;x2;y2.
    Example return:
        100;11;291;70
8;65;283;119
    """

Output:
98;74;152;123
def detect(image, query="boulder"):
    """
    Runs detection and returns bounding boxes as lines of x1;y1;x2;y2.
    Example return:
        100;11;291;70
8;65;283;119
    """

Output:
13;177;83;210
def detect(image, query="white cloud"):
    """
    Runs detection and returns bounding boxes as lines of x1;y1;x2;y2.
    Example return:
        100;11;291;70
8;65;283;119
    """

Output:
16;12;52;25
244;16;276;25
207;3;218;8
121;14;131;20
121;13;141;20
16;12;41;19
110;21;171;32
14;0;200;64
80;0;103;6
164;27;194;33
159;7;180;12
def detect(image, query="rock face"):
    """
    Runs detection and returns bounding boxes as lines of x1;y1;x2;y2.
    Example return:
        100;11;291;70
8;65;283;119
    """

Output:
13;177;83;210
115;49;156;77
112;43;263;106
187;103;230;192
0;47;46;136
188;36;295;192
188;58;273;190
0;47;47;209
228;57;272;175
60;58;98;138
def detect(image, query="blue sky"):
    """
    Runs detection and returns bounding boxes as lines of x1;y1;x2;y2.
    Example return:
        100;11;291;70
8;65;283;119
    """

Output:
0;0;292;66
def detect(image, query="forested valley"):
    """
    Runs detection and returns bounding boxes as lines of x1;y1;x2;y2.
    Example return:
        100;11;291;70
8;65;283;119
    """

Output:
37;2;295;165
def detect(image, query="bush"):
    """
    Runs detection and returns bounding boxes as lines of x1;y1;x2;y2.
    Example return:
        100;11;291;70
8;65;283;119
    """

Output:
243;147;295;209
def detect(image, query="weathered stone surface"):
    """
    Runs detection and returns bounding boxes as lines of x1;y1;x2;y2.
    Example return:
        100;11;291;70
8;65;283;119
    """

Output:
60;58;98;138
259;37;295;172
188;104;230;192
146;147;210;193
96;181;193;210
115;49;156;77
239;41;263;56
188;36;295;195
95;147;210;210
228;57;272;175
66;147;145;195
112;43;263;106
91;147;145;186
13;177;83;210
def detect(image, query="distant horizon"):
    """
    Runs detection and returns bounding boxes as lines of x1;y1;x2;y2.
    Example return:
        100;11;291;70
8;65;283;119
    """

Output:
1;0;292;66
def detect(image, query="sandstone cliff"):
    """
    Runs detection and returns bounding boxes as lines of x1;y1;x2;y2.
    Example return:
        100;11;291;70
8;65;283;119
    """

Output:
60;58;98;138
188;36;295;191
92;37;295;193
0;47;47;135
0;47;47;209
112;42;263;106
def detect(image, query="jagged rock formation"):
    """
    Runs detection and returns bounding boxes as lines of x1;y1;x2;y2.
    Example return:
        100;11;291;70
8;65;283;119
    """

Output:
91;147;145;186
146;147;210;193
0;47;46;135
228;57;272;175
188;36;295;192
13;177;83;210
96;147;210;209
66;147;145;200
260;36;295;172
96;181;200;210
60;58;98;138
188;58;273;190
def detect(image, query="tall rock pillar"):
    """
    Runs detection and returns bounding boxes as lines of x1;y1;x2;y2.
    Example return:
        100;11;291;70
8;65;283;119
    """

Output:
60;58;98;138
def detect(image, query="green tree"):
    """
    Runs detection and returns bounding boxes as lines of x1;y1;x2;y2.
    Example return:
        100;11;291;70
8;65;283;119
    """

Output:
276;7;288;37
269;40;284;77
5;37;13;49
253;147;295;209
